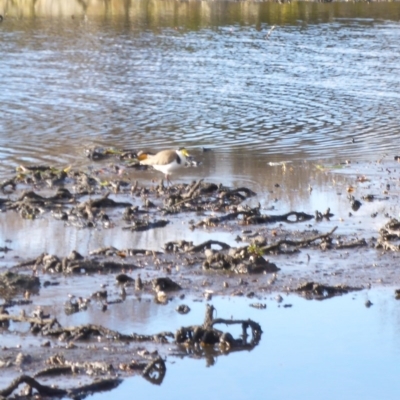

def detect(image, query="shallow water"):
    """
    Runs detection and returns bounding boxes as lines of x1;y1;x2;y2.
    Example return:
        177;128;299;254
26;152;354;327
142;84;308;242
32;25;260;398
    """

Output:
1;1;400;172
88;289;400;400
3;287;400;400
1;1;400;398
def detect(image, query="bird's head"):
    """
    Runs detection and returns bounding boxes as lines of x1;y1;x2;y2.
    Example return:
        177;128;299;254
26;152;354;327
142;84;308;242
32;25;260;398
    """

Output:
178;147;190;158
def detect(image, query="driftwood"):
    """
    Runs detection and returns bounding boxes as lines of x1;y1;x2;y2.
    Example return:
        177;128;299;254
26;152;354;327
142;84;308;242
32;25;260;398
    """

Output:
188;240;231;253
336;238;367;249
163;184;256;214
246;211;314;224
44;323;174;343
219;187;257;200
195;210;259;227
195;210;317;228
122;219;169;232
34;366;74;378
65;260;139;274
180;179;204;200
175;304;262;350
260;226;338;253
77;192;132;209
163;240;194;252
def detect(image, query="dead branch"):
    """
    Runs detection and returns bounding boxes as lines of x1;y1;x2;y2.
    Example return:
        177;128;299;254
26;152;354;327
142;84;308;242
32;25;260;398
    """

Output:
44;323;174;343
188;240;231;253
122;219;169;232
175;304;262;350
260;226;338;253
246;211;314;224
78;192;132;209
181;179;204;200
0;313;60;328
336;238;367;249
34;366;74;378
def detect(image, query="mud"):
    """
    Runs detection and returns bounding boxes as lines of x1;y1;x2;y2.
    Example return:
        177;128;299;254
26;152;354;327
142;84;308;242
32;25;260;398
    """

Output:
1;149;400;397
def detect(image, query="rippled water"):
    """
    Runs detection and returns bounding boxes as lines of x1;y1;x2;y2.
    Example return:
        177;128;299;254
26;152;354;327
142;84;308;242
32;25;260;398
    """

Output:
1;1;400;175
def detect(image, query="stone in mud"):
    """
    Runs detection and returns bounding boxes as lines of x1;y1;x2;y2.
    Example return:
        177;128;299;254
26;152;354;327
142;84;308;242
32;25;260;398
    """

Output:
176;304;191;314
234;256;279;274
152;277;182;292
115;274;134;285
350;199;362;211
0;272;40;292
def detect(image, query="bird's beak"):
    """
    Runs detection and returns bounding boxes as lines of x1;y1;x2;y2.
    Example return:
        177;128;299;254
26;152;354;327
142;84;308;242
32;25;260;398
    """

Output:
181;149;190;157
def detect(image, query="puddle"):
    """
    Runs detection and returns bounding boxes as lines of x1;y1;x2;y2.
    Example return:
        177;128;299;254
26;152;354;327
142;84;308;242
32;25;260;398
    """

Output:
1;156;398;261
3;287;400;399
84;288;400;400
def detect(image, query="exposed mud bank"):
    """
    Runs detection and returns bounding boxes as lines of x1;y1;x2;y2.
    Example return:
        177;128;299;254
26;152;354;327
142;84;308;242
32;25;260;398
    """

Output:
1;151;400;397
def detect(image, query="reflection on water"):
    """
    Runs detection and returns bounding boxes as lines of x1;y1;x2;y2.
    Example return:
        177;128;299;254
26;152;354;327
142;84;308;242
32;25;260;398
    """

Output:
3;285;400;400
72;291;400;400
2;0;400;25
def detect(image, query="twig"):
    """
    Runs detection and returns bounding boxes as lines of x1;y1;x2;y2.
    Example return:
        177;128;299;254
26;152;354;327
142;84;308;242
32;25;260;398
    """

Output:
260;226;338;253
188;240;231;253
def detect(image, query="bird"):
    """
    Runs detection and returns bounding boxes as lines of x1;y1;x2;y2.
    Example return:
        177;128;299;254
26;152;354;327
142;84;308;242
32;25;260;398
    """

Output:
139;148;190;183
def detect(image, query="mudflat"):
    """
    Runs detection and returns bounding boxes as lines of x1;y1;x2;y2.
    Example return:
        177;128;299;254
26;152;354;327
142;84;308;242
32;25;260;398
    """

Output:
1;149;400;397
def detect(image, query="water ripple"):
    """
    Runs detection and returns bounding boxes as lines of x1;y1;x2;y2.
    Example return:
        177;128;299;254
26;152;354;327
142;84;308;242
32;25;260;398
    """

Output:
1;14;400;174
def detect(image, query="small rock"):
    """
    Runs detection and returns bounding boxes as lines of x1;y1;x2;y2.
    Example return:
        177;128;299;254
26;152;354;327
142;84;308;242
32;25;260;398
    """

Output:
275;294;283;303
152;277;181;292
176;304;191;314
115;274;134;285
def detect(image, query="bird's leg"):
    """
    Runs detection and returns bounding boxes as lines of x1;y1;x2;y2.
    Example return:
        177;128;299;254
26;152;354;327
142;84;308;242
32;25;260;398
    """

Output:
165;174;173;186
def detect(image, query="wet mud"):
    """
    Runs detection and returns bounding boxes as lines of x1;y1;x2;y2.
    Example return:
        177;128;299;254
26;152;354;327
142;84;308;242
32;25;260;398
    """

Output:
1;148;400;398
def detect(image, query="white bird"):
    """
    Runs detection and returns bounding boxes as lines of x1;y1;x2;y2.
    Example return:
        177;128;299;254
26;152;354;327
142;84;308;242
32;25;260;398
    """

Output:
139;148;190;183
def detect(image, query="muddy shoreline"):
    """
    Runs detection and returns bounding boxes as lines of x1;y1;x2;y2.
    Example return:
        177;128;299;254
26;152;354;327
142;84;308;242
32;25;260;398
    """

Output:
1;149;400;397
